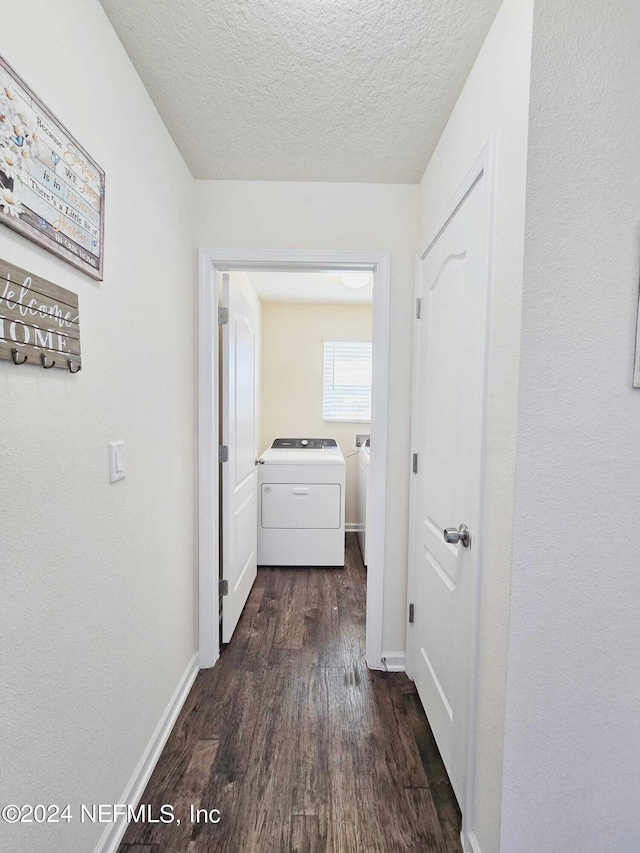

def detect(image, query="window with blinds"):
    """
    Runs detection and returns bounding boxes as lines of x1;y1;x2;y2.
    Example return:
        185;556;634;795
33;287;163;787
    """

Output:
323;341;373;422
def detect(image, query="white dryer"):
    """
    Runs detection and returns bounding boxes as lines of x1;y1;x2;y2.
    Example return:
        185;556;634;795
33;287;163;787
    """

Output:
257;438;345;567
357;438;370;566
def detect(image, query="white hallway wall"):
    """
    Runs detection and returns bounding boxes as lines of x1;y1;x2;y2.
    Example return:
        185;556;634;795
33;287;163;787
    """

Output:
417;0;533;850
194;182;418;653
501;1;640;850
0;2;197;852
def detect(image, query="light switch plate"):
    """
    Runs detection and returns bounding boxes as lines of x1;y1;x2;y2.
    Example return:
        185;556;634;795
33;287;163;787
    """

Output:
109;441;126;483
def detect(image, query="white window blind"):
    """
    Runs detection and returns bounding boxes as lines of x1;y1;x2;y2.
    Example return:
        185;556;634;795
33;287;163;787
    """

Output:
323;341;372;422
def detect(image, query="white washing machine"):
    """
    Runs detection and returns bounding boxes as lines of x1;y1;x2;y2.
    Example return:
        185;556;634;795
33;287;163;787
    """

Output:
257;438;346;567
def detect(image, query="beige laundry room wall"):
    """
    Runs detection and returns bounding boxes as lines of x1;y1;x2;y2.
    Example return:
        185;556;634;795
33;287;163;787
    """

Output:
260;302;373;525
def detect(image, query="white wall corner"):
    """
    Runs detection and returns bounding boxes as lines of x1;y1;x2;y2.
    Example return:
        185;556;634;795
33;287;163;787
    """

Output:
93;653;200;853
381;652;406;672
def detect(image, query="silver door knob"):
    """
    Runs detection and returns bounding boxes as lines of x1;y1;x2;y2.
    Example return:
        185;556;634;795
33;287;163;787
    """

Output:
443;524;471;548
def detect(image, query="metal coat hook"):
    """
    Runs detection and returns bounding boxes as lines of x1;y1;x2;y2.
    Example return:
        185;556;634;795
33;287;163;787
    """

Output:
41;353;56;369
11;348;28;365
67;358;81;374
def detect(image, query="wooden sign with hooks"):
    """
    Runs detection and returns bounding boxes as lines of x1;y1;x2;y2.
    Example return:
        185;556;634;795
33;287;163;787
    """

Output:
0;257;82;372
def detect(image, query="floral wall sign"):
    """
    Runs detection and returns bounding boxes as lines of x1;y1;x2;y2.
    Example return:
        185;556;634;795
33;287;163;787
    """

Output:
0;56;105;280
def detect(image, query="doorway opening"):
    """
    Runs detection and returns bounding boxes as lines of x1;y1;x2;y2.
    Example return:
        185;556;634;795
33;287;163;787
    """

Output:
198;250;391;669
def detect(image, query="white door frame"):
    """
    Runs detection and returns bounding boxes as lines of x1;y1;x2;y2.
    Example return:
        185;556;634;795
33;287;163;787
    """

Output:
407;138;496;850
198;248;391;670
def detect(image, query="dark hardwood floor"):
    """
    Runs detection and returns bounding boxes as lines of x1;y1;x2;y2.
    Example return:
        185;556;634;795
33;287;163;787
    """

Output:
118;535;462;852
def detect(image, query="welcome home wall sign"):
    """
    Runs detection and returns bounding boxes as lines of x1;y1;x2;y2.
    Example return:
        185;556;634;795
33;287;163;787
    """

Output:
0;257;82;372
0;55;105;280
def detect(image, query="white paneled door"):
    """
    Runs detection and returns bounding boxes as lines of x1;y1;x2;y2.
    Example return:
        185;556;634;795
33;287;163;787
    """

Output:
409;167;489;811
221;273;258;643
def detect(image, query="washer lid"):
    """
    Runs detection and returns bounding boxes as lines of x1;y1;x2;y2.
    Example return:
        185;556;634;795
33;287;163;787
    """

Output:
260;445;345;466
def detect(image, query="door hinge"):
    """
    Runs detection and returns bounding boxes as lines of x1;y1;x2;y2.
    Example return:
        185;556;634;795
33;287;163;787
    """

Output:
219;579;229;596
412;453;418;474
416;297;422;320
218;306;228;325
409;603;414;624
218;445;229;463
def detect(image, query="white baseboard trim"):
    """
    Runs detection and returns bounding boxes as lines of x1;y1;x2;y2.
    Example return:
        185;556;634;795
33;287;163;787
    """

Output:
94;652;200;853
345;522;364;533
381;651;406;672
462;829;483;853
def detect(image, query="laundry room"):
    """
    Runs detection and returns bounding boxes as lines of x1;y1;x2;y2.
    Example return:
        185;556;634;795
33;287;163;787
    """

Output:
217;267;374;619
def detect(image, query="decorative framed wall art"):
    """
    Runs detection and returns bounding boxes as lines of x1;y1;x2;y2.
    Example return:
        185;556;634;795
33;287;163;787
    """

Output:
0;55;105;280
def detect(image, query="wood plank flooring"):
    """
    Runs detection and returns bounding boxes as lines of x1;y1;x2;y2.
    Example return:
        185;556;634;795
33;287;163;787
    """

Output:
118;535;462;853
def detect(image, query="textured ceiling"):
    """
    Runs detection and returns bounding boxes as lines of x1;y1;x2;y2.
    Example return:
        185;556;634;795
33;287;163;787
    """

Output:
244;271;373;304
100;0;501;183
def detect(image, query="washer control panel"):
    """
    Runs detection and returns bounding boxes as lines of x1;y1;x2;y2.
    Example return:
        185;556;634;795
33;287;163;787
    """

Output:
271;438;338;449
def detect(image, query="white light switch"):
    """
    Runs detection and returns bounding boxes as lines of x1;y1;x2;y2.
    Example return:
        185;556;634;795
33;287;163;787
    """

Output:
109;441;126;483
